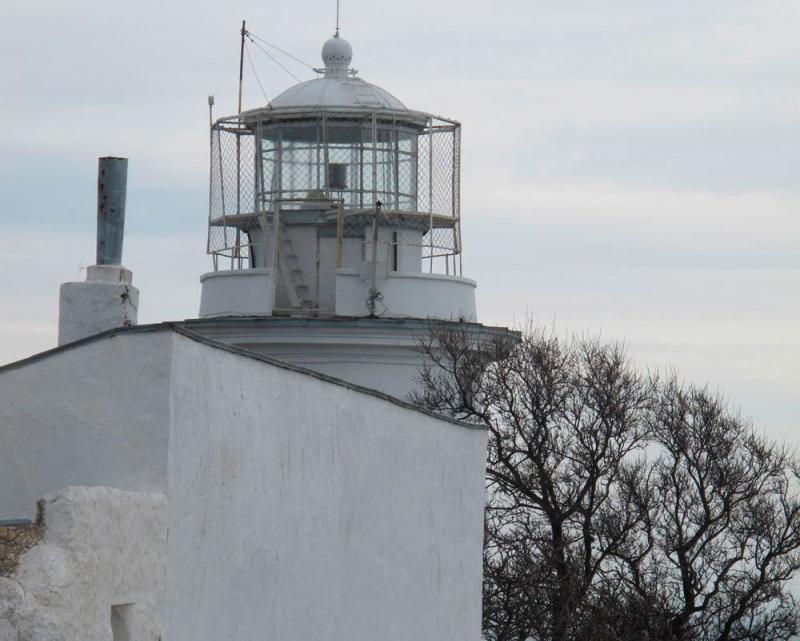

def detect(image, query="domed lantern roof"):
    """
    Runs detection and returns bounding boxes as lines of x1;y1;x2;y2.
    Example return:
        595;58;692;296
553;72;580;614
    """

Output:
266;33;408;112
208;29;466;319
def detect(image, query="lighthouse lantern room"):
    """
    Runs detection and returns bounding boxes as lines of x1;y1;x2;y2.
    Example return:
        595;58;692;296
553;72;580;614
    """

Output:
200;32;475;321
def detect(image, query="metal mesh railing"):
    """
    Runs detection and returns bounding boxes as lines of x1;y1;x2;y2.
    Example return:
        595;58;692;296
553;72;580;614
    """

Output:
208;110;462;275
208;121;259;269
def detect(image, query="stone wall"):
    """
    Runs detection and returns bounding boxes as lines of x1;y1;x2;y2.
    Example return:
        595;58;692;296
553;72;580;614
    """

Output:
0;501;44;576
0;486;166;641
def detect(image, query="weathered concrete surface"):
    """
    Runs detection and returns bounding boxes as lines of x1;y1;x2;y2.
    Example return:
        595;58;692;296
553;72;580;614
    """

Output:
0;486;166;641
58;264;138;346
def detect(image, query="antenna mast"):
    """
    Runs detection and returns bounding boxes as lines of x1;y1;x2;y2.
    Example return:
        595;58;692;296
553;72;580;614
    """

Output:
238;20;246;117
235;20;246;267
335;0;340;36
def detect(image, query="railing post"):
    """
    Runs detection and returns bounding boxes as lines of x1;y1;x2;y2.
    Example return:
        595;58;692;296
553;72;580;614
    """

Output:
336;201;344;269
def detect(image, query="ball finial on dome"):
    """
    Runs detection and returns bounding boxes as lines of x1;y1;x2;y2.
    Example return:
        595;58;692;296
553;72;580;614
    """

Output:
321;33;353;78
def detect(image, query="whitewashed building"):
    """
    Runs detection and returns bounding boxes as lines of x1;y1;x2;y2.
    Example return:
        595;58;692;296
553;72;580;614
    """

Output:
0;29;516;641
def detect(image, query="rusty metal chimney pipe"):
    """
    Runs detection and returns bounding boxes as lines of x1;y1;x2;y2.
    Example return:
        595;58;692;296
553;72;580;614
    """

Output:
96;157;128;265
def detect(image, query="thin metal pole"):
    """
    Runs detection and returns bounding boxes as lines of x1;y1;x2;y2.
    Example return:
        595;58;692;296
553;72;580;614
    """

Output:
393;117;399;209
234;21;247;269
272;131;283;278
359;129;364;208
255;116;266;268
238;20;246;117
455;124;462;276
451;124;457;220
368;202;380;316
371;113;378;210
216;125;227;251
207;96;215;258
272;199;281;275
428;118;434;273
322;111;329;194
368;112;380;315
450;123;456;277
336;201;344;268
270;134;281;310
315;124;321;190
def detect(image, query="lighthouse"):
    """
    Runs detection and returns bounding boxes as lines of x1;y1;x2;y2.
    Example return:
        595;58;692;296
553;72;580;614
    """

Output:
0;23;500;641
192;30;513;397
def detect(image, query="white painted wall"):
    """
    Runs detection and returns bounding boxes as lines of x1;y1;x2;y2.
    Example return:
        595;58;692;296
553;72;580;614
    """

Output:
231;220;458;317
58;265;139;345
362;227;424;273
240;340;427;399
397;235;423;272
199;269;276;318
336;268;477;320
0;327;488;640
0;331;172;520
165;331;487;641
182;317;518;401
0;486;166;641
183;318;436;399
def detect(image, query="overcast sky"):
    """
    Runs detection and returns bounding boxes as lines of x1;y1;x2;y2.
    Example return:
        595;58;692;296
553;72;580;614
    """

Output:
1;0;797;441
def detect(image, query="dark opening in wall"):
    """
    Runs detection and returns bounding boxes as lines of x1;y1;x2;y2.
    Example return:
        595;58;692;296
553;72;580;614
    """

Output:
111;604;133;641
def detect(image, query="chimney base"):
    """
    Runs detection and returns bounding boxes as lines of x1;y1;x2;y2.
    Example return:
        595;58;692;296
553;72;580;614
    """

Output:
58;265;139;346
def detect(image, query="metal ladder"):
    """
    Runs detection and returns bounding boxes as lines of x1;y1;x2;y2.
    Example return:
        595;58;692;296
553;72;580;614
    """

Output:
277;228;313;312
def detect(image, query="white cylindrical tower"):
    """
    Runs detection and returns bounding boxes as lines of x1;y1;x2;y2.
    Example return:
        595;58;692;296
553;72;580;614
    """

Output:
195;31;513;397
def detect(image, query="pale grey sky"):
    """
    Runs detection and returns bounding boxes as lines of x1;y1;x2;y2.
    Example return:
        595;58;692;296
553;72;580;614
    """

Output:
1;1;798;440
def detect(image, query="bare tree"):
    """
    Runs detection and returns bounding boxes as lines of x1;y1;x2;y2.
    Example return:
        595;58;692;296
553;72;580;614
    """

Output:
612;380;800;641
412;326;800;641
413;326;655;641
